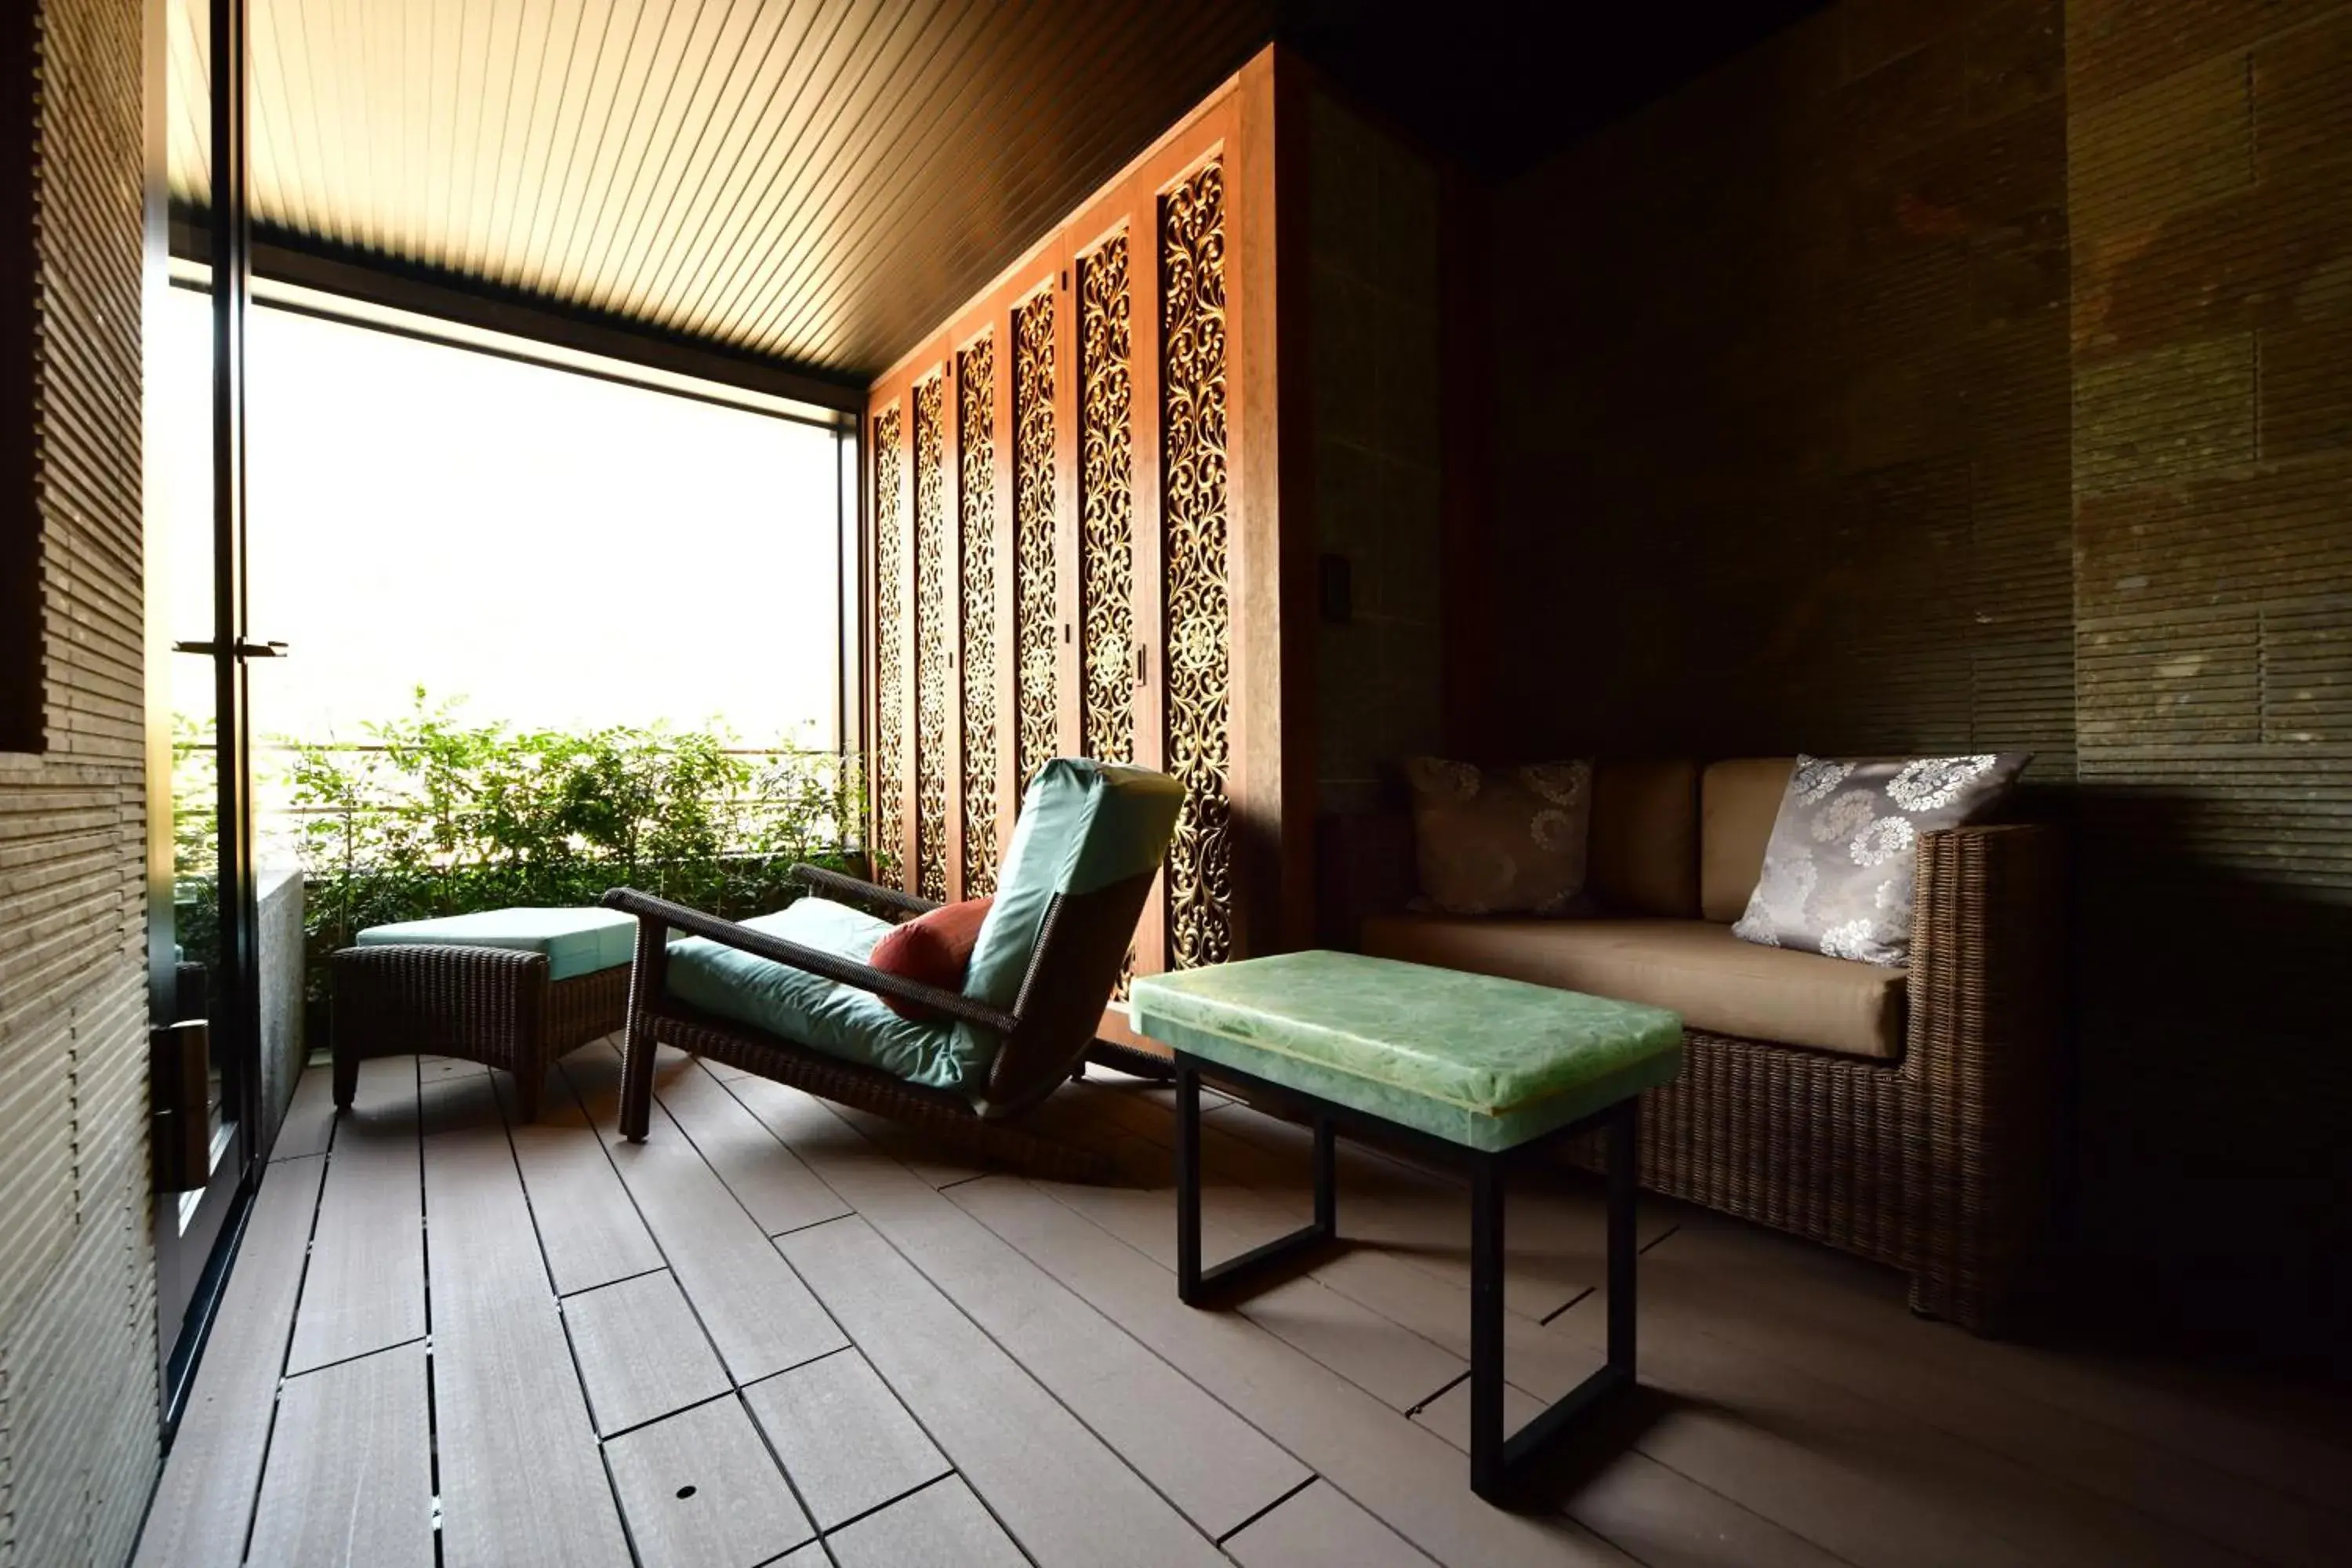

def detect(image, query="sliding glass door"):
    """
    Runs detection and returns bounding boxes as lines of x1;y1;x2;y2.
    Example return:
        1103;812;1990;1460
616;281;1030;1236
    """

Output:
151;0;266;1425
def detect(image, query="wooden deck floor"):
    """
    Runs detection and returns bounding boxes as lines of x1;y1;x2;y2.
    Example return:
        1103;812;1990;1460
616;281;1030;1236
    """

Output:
136;1038;2352;1567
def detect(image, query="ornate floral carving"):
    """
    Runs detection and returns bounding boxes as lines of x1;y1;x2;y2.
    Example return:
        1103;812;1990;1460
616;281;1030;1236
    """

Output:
958;337;999;896
870;405;906;886
1080;236;1139;1000
1159;161;1233;971
1078;234;1134;768
913;376;949;906
1013;289;1058;800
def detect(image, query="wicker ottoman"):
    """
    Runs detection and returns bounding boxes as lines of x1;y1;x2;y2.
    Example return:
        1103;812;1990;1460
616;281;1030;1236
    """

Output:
332;907;637;1123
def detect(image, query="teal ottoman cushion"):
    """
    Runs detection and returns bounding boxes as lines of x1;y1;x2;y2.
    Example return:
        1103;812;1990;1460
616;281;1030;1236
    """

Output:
1131;950;1682;1152
356;906;637;982
663;897;973;1091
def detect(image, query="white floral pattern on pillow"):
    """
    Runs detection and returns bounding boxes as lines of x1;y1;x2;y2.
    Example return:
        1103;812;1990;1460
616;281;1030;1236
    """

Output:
1810;789;1877;843
1731;751;2029;966
1887;755;1999;811
1791;757;1854;804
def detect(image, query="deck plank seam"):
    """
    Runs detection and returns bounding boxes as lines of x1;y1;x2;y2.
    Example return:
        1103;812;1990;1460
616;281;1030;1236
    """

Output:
408;1054;449;1568
1000;1159;1685;1566
1096;1091;2056;1562
245;1054;421;1567
956;1167;1505;1563
552;1051;853;1557
706;1073;1239;1557
1208;1471;1318;1545
992;1169;1584;1562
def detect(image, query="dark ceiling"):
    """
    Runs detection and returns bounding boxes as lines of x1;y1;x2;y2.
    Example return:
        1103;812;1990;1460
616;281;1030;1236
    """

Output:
1284;0;1829;176
172;0;1821;387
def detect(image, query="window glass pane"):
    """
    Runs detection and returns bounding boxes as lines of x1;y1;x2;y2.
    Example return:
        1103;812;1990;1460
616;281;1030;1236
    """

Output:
162;288;842;746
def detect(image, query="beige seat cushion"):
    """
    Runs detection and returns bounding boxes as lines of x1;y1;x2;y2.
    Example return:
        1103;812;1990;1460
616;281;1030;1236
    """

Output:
1588;760;1700;918
1360;913;1907;1059
1700;757;1796;923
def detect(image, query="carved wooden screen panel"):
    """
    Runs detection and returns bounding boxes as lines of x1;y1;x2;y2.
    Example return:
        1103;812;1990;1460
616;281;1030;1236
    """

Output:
1159;158;1235;971
1012;289;1059;804
912;376;950;905
957;337;1000;895
1079;233;1139;996
1078;234;1136;767
870;405;907;887
865;56;1298;1007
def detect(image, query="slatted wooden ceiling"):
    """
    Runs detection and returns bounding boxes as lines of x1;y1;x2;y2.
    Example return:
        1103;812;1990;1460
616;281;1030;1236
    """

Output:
168;0;1275;379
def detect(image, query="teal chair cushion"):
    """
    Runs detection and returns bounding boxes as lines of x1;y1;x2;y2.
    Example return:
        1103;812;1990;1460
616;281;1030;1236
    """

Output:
663;897;975;1091
662;759;1178;1098
953;759;1185;1077
356;906;637;982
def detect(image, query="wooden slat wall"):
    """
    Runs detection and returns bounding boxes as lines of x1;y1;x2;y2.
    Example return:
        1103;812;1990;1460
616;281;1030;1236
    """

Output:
0;0;162;1559
2063;0;2352;1307
1486;0;2351;1327
1488;0;2076;779
865;52;1304;1007
1301;86;1447;821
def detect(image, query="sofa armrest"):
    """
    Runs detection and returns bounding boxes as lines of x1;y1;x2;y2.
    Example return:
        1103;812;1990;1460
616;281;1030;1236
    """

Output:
1904;822;2069;1326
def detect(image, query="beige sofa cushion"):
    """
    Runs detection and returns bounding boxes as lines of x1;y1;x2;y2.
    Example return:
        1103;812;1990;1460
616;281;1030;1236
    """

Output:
1361;913;1907;1059
1700;757;1795;923
1588;760;1700;918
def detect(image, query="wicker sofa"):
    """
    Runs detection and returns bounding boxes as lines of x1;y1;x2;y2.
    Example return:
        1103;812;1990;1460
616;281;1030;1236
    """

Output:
1348;757;2066;1334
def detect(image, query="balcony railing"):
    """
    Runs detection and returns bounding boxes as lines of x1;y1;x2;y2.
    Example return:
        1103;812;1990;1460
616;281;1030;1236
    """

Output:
171;699;866;1004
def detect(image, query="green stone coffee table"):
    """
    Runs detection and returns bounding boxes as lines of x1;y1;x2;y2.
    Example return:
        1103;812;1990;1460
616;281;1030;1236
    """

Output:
1130;949;1682;1503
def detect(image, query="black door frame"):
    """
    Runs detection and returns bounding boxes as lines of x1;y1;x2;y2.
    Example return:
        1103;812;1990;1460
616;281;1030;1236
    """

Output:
153;0;262;1435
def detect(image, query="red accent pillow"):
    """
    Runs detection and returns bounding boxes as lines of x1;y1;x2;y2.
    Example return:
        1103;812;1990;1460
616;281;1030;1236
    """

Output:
869;897;993;1023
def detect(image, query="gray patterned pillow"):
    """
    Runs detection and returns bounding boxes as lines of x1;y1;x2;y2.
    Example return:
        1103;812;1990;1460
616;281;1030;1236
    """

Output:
1403;757;1595;916
1730;753;2030;966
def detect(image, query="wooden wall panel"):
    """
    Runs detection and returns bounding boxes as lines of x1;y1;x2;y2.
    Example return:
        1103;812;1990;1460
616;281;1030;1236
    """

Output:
869;403;909;886
912;372;953;905
1159;156;1236;971
1;0;162;1559
957;332;1002;896
1076;231;1140;772
863;53;1305;1013
1011;288;1062;799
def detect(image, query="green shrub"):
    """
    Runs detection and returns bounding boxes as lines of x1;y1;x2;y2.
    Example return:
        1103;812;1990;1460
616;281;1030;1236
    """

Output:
176;691;866;1004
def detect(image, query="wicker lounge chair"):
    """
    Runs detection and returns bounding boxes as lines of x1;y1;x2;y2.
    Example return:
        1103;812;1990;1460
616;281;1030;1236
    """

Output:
601;759;1183;1180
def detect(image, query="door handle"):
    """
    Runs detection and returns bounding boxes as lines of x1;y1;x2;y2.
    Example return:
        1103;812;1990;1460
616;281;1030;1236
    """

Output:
172;639;289;659
150;1021;213;1193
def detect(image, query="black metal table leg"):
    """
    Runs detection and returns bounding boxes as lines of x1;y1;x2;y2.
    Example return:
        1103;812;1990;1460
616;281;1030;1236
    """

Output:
1168;1051;1645;1504
1470;1153;1508;1497
1472;1095;1641;1503
1174;1054;1340;1305
1175;1063;1203;1295
1608;1096;1638;1376
1313;1113;1336;1233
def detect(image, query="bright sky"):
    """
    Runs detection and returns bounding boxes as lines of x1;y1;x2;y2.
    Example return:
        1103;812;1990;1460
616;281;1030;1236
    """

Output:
162;288;844;750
